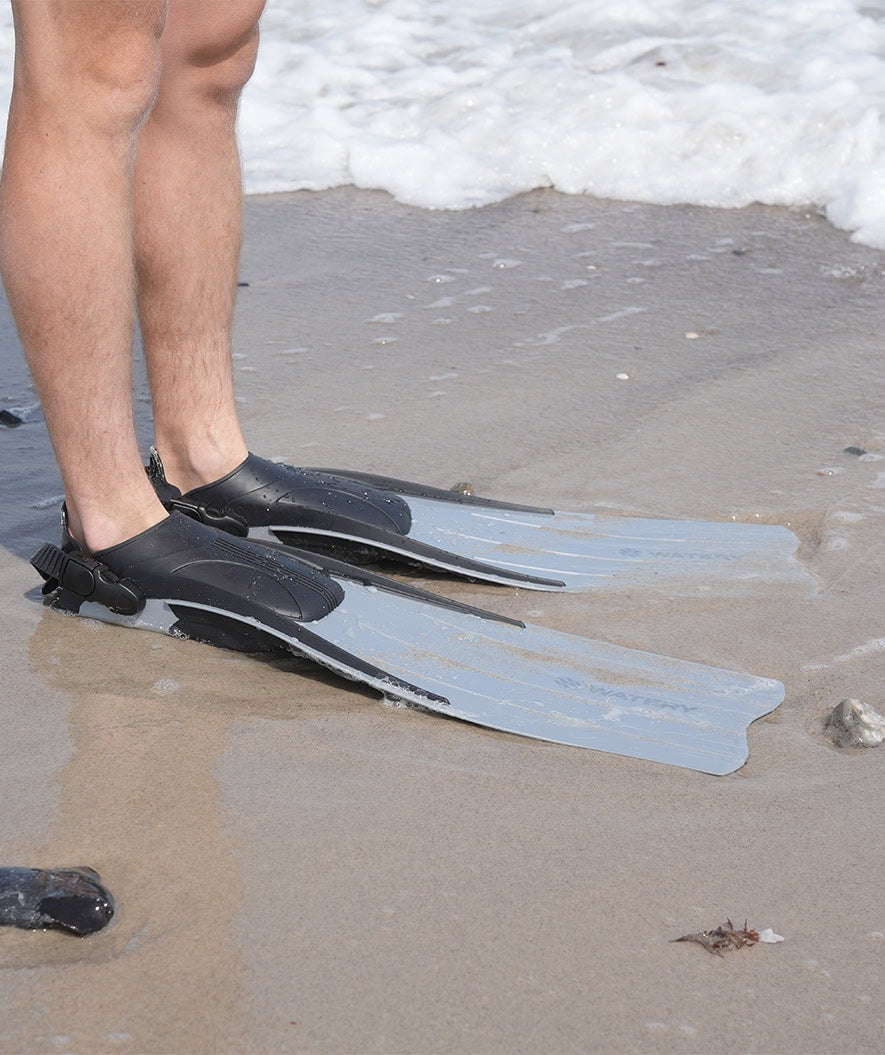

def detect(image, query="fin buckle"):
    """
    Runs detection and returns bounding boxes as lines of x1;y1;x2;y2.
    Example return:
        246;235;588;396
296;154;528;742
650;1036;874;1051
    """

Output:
30;544;145;616
168;498;249;537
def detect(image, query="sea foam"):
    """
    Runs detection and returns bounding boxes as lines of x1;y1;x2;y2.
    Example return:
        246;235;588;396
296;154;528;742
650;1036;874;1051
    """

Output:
2;1;885;247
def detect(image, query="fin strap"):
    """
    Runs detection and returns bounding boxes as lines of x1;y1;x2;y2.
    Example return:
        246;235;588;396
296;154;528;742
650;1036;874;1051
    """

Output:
30;543;145;616
147;446;249;537
166;498;250;537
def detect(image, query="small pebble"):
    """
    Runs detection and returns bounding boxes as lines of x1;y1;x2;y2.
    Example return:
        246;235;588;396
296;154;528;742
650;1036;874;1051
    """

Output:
616;372;630;381
843;445;867;456
684;331;700;339
0;410;23;428
151;678;181;695
450;481;475;495
825;698;885;748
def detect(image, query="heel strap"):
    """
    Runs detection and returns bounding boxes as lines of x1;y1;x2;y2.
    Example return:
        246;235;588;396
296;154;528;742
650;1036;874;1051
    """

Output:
31;543;145;616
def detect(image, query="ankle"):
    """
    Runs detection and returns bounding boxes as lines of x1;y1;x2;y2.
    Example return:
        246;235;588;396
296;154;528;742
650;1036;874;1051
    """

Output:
152;438;249;495
66;492;169;555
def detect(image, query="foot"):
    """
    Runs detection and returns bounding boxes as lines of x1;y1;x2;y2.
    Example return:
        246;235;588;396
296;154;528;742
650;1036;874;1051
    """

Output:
146;448;413;535
32;510;345;650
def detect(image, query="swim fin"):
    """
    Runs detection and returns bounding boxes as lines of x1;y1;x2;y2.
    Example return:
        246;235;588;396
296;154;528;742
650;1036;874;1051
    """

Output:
31;511;783;774
147;450;812;594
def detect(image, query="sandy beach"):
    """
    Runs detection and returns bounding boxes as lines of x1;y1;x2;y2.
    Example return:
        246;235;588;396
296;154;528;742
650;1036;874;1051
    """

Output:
1;188;883;1053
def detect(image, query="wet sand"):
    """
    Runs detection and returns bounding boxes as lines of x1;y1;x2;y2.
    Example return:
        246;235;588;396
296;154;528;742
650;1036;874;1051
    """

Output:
1;188;883;1053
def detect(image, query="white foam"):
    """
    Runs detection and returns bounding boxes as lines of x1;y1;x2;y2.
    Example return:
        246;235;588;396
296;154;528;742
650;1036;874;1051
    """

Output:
3;2;885;246
802;636;885;670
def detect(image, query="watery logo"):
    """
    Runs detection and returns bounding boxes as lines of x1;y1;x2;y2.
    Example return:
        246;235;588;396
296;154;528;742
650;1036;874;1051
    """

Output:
554;676;699;714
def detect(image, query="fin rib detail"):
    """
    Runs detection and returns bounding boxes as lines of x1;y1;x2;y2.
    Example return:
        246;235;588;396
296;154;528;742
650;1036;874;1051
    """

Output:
30;507;785;773
146;449;813;595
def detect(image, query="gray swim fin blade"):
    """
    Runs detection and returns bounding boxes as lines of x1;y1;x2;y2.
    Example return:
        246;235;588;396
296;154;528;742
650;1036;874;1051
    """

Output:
148;451;813;594
32;513;783;774
286;548;784;774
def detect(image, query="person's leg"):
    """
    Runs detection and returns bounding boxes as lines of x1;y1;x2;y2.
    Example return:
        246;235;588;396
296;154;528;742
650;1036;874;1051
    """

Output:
0;0;170;552
134;0;264;494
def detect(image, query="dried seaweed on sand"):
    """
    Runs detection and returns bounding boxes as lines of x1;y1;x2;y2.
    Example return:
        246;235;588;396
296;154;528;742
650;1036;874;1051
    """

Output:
673;919;760;956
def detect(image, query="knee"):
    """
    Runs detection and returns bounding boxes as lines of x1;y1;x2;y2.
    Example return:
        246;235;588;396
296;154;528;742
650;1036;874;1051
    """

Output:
82;34;165;130
12;6;166;134
200;23;262;106
163;1;265;109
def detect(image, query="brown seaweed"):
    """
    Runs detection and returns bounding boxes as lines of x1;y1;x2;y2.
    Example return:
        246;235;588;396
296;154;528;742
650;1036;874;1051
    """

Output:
673;919;760;956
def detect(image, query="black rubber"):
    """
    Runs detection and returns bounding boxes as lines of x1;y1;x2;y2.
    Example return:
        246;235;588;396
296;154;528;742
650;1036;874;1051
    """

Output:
31;542;146;615
91;513;343;621
255;539;525;628
30;511;503;702
308;466;555;515
148;451;565;588
32;512;344;651
149;450;413;537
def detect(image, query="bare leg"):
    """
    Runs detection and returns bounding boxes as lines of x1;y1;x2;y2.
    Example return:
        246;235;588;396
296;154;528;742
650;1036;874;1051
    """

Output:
0;0;169;552
135;0;265;493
